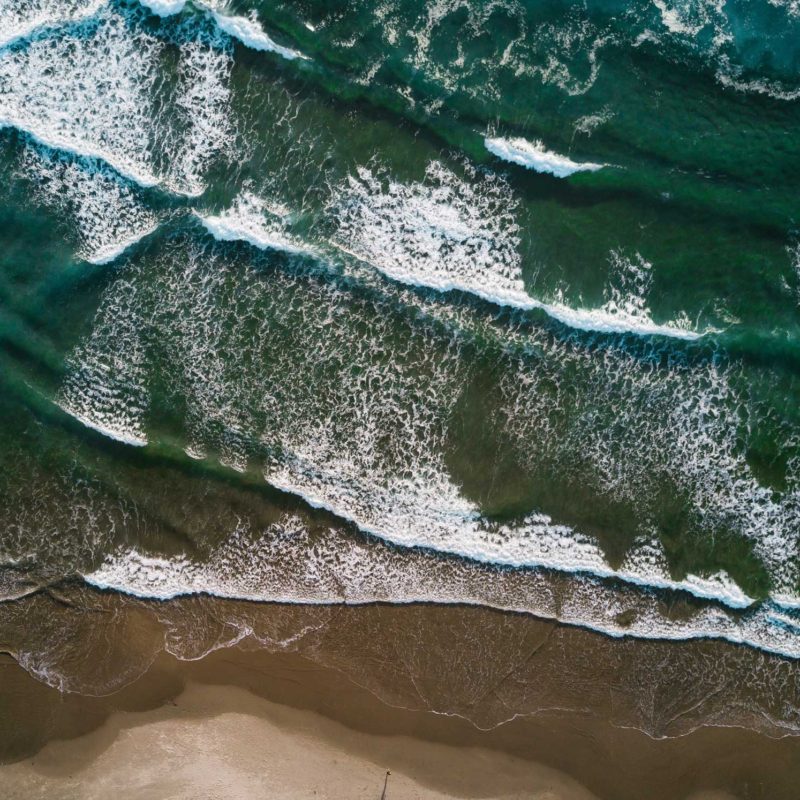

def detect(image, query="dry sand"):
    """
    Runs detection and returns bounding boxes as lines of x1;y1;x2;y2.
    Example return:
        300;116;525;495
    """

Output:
1;680;599;800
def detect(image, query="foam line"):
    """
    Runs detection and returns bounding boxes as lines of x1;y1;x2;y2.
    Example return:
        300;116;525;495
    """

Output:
208;9;307;61
0;118;161;189
87;221;160;265
81;519;798;660
198;213;311;255
198;188;700;340
134;0;306;60
195;196;314;257
485;136;606;177
1;8;233;199
19;144;161;266
82;579;800;661
0;0;106;50
529;296;701;339
56;401;148;447
137;0;186;16
332;163;702;340
6;124;208;198
165;37;233;198
203;209;701;339
56;254;151;449
336;239;702;339
56;238;798;660
264;466;755;611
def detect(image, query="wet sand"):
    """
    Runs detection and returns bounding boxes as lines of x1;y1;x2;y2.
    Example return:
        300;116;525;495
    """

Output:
0;674;599;800
1;636;799;800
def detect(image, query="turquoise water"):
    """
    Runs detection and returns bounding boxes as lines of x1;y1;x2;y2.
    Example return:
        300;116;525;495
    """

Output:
1;0;800;688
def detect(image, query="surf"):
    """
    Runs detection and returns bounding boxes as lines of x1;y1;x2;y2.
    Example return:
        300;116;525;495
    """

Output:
484;136;606;178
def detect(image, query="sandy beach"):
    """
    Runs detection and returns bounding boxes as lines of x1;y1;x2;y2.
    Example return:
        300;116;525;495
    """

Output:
2;613;799;800
1;678;600;800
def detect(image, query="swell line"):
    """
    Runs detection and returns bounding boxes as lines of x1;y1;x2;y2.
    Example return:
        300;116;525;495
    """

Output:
192;204;708;341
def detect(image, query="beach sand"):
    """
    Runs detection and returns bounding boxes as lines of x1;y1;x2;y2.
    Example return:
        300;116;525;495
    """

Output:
1;632;798;800
1;676;599;800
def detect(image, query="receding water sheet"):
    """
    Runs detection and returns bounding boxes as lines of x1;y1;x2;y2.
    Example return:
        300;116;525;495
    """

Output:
1;1;799;798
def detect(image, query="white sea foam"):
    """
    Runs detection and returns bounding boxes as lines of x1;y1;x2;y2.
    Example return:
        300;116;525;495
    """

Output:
715;65;800;102
498;329;800;606
56;402;148;446
768;0;800;17
1;7;235;196
61;226;799;659
397;1;610;99
209;8;306;60
138;0;186;16
546;249;699;339
265;458;755;610
535;296;699;339
332;161;700;339
635;0;800;102
58;268;150;448
86;226;159;266
166;36;234;197
653;0;705;36
18;144;159;265
0;119;161;190
332;160;532;304
136;0;306;59
204;249;777;603
196;190;313;256
0;9;163;189
573;107;614;138
83;516;798;659
0;0;105;50
485;136;605;177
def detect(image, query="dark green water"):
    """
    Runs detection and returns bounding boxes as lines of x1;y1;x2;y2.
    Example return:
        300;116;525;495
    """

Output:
1;0;800;719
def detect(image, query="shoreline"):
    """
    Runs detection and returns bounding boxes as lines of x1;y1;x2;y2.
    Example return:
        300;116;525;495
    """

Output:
1;667;599;800
1;587;798;737
2;636;799;799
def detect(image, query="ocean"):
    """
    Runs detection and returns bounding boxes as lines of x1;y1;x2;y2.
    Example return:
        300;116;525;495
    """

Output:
1;0;799;740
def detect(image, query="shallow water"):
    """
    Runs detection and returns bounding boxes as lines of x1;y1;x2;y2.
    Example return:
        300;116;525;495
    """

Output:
0;0;799;733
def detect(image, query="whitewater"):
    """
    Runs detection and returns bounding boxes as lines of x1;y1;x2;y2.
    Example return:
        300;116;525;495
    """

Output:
3;0;800;684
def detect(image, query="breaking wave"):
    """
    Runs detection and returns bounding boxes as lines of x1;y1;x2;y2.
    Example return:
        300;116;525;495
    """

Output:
83;514;800;660
485;136;606;178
